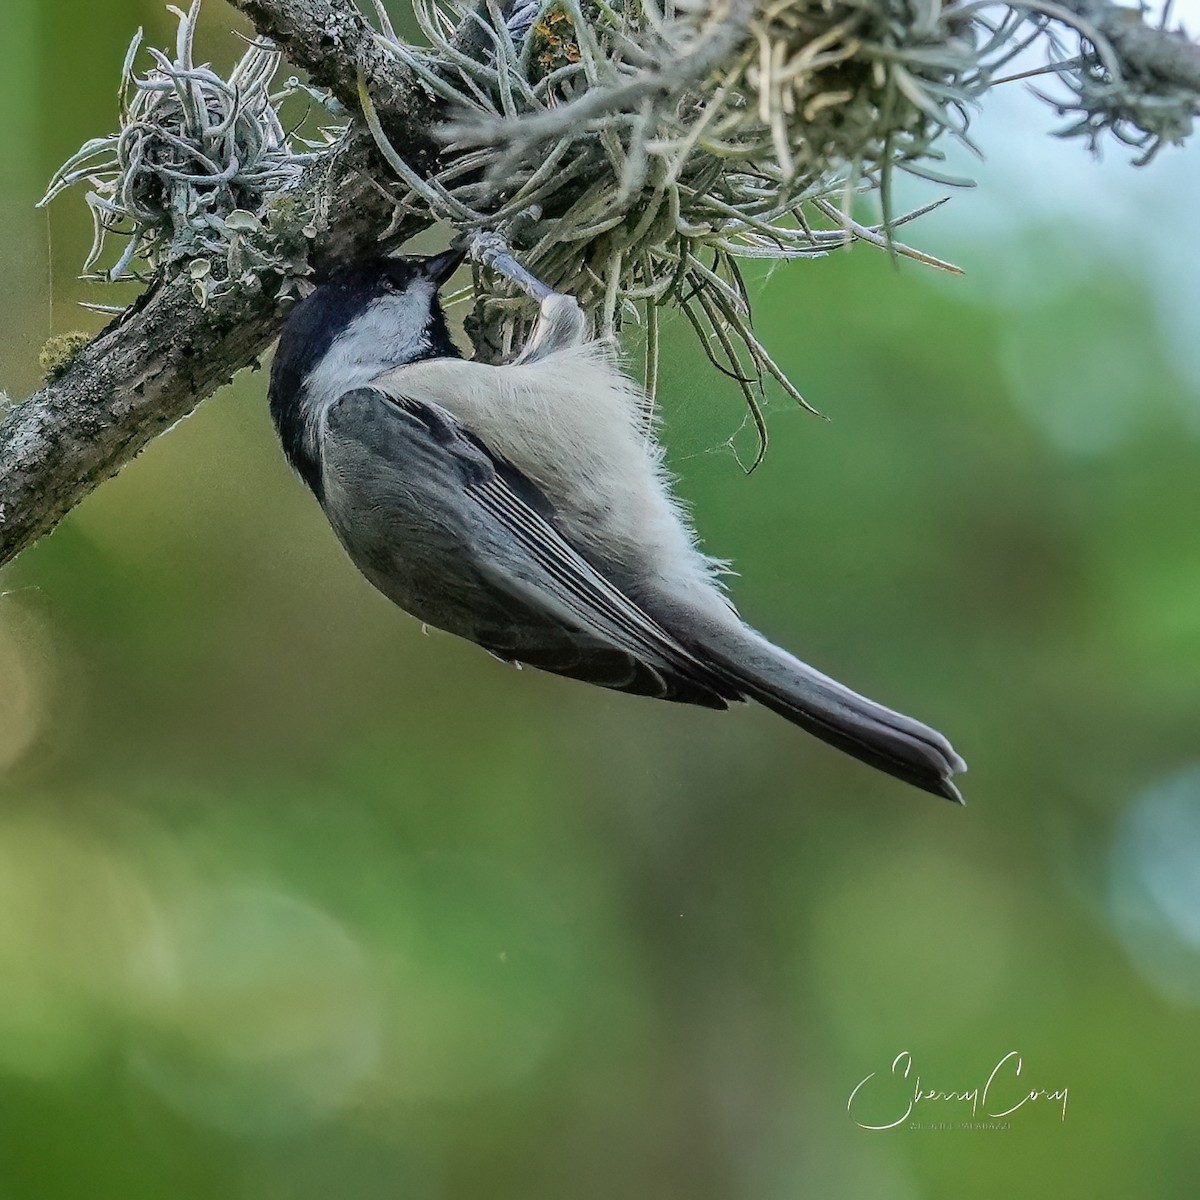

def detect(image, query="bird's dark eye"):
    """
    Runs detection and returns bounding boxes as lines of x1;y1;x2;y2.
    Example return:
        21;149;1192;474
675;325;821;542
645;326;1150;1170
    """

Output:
382;263;415;292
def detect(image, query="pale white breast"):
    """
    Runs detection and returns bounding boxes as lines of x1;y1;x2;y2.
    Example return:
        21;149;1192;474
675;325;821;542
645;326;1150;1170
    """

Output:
374;341;734;618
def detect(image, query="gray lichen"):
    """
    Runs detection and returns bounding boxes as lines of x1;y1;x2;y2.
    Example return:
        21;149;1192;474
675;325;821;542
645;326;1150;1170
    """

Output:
363;0;1198;455
39;1;332;301
40;0;1200;463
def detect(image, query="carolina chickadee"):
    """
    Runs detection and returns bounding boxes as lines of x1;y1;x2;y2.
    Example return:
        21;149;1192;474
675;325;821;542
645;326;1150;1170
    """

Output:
268;246;966;801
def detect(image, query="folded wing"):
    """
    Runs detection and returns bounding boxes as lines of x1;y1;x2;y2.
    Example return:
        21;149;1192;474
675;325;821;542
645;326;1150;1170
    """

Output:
320;387;741;707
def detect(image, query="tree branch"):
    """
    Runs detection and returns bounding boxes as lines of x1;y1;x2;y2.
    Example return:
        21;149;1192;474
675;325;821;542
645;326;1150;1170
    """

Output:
0;145;419;566
0;0;449;569
229;0;423;117
1057;0;1200;92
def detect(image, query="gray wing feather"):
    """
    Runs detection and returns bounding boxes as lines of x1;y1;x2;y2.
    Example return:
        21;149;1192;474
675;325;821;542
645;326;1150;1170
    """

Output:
319;387;740;707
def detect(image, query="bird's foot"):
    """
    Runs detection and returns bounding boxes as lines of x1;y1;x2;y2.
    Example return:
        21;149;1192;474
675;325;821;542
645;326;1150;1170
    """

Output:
466;232;587;360
467;231;553;302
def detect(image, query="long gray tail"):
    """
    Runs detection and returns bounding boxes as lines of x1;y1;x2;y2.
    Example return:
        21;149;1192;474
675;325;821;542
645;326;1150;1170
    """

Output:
692;621;967;803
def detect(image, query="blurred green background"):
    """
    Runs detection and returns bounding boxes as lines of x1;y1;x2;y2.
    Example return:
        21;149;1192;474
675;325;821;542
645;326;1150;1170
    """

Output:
2;1;1200;1196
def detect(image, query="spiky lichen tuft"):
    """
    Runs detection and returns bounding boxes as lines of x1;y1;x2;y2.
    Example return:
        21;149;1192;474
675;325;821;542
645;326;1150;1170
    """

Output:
1041;41;1197;162
42;0;1200;459
368;0;991;456
39;1;330;302
360;0;1198;457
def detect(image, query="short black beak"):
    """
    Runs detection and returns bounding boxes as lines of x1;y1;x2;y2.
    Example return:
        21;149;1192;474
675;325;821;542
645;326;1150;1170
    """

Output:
421;246;467;287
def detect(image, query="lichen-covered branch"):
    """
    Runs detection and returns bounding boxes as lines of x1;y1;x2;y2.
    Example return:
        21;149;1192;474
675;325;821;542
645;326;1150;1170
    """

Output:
0;141;420;567
2;0;1198;571
228;0;433;120
0;0;450;569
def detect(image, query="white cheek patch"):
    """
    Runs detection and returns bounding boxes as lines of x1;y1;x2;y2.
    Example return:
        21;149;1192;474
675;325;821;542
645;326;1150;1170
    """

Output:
300;287;435;455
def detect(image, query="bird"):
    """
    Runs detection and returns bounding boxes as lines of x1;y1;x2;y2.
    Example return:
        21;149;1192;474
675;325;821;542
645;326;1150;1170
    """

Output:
267;244;967;802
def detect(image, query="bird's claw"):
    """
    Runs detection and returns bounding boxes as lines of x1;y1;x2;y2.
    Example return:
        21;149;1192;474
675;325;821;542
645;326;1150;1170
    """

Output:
467;231;554;303
467;230;509;270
